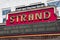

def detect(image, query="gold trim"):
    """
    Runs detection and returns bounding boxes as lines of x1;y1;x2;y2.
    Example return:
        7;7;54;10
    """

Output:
0;34;60;38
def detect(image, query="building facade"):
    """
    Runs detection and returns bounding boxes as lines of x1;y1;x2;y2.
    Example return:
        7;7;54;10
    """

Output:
0;2;60;40
0;19;60;38
47;0;60;16
2;8;11;23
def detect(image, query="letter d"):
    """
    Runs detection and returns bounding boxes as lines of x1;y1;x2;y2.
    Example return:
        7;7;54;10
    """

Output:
44;11;51;19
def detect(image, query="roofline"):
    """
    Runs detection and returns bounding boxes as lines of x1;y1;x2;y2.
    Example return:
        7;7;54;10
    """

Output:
7;6;56;14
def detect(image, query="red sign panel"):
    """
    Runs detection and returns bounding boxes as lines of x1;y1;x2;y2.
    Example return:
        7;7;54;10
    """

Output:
6;7;57;26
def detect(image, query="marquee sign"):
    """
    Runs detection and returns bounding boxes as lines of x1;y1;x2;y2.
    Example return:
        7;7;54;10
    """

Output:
6;6;57;26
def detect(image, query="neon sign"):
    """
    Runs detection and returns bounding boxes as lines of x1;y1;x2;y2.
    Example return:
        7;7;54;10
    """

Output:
6;6;57;26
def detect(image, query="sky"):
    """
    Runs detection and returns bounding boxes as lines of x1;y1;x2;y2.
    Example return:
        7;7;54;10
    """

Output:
0;0;60;23
0;0;47;9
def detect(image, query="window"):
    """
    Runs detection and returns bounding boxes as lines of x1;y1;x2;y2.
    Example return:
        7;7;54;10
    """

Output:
36;3;45;8
30;5;37;9
22;7;27;10
3;18;6;23
47;1;60;7
26;6;31;10
15;8;22;11
2;9;11;15
16;6;27;11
